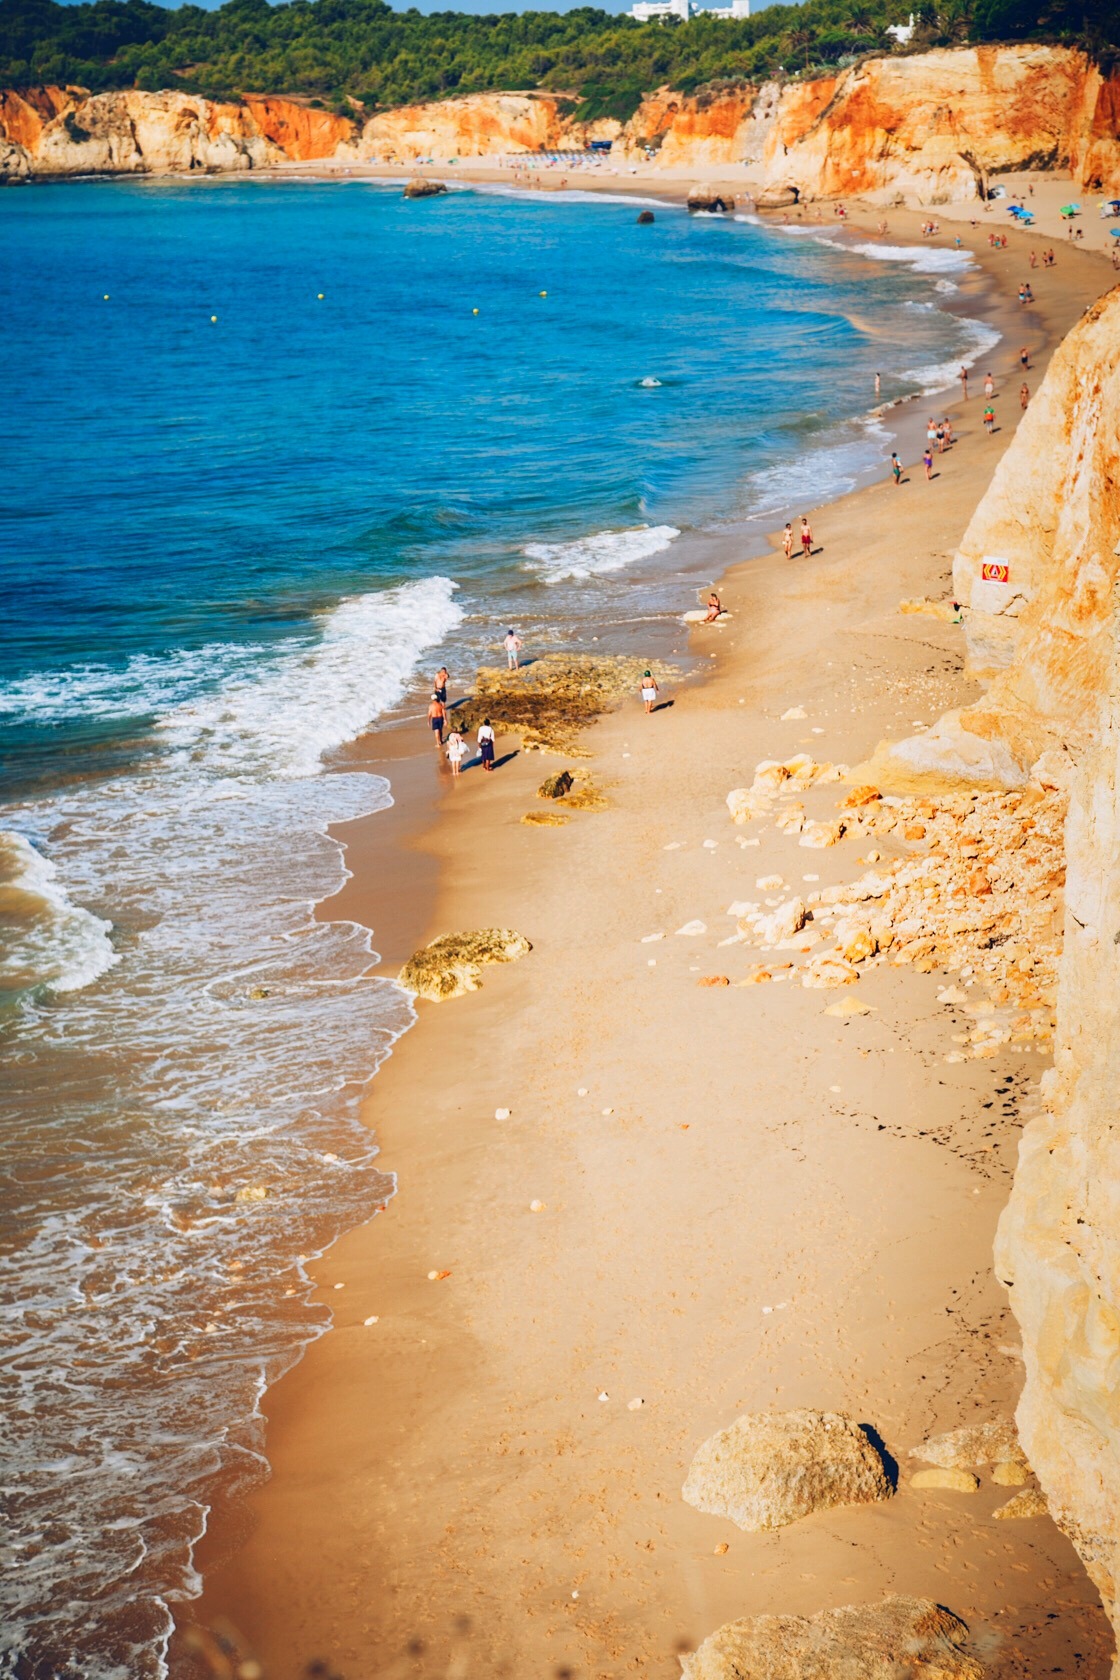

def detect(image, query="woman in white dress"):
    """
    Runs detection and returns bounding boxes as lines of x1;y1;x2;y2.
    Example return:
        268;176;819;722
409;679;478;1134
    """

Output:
445;730;466;777
641;671;659;715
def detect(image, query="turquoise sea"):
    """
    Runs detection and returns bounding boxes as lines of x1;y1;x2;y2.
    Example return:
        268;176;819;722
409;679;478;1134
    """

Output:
0;177;998;1676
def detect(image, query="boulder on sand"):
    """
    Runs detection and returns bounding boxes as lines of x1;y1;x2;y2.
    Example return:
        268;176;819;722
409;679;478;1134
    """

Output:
404;177;447;198
682;1409;894;1532
680;1596;984;1680
537;770;574;799
908;1417;1025;1469
755;185;801;211
399;929;530;1001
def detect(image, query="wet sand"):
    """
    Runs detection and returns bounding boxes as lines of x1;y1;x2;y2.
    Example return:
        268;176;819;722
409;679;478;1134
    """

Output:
179;218;1117;1678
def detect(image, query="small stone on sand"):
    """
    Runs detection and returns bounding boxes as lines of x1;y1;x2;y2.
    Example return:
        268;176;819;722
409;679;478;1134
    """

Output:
910;1467;981;1492
641;932;664;943
529;1199;545;1212
628;1397;644;1410
602;1107;614;1115
714;1541;729;1555
676;920;707;936
823;999;876;1017
781;706;807;720
364;1315;379;1326
577;1087;588;1095
756;875;785;890
994;1486;1048;1519
992;1460;1029;1486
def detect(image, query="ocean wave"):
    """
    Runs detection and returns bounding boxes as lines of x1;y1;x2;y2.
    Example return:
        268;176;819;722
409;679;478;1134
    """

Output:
523;524;679;583
845;240;975;275
0;643;262;724
0;830;118;996
744;415;893;519
158;576;462;778
901;316;1002;395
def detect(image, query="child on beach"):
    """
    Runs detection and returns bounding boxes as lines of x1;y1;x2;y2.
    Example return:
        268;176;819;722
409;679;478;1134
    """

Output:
984;404;996;433
477;719;496;771
427;693;446;747
640;671;659;714
504;629;522;670
445;729;465;776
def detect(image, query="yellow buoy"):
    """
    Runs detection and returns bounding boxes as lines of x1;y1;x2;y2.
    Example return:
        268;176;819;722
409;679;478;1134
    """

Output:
103;294;110;300
539;290;547;297
317;292;324;300
472;307;479;315
210;315;217;323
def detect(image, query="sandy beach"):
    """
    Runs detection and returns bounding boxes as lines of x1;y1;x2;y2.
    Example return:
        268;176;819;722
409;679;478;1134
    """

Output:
178;209;1117;1680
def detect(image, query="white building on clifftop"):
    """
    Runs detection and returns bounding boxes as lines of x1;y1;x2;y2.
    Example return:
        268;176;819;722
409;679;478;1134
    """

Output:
630;0;750;18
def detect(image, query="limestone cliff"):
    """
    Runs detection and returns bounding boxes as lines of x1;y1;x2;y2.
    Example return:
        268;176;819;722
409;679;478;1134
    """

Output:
754;46;1120;204
3;48;1117;194
0;87;283;177
884;286;1120;789
991;294;1120;1643
878;286;1120;1659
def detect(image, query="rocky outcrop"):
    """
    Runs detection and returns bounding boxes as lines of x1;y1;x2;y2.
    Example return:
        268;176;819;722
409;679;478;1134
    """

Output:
680;1597;984;1680
362;91;570;161
403;176;447;197
682;1409;894;1532
398;929;531;1002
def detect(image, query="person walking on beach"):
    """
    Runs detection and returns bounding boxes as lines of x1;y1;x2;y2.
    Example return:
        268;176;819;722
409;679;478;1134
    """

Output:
504;629;522;670
1019;346;1030;371
427;693;447;747
983;403;996;434
874;372;881;397
782;522;794;559
942;416;954;447
984;372;995;399
890;452;903;485
1020;382;1030;409
959;366;969;398
445;728;466;776
935;420;946;454
640;670;659;714
926;417;937;453
799;517;813;557
923;447;934;481
477;718;496;772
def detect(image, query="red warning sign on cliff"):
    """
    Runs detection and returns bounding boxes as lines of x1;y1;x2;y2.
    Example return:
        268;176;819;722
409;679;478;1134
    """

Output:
981;561;1010;583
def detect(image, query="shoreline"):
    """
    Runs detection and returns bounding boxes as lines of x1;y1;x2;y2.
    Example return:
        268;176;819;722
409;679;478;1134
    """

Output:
177;215;1115;1677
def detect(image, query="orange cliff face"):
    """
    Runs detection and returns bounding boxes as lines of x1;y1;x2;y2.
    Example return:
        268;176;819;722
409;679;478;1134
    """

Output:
242;96;355;161
359;93;569;160
756;46;1120;203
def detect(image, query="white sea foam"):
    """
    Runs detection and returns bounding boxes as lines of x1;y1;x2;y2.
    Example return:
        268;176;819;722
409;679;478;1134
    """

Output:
845;240;975;275
523;524;679;583
902;315;1002;395
0;831;119;995
156;577;461;778
0;644;261;724
746;416;893;518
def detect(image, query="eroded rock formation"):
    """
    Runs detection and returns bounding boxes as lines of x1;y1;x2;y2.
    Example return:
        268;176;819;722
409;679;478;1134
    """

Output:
398;929;531;1002
0;87;284;177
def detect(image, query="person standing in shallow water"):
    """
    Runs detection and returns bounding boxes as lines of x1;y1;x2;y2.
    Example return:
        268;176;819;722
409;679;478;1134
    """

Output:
477;718;496;772
641;671;659;714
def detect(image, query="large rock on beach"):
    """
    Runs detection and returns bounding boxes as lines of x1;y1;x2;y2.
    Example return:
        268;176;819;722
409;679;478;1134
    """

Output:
403;176;448;197
399;929;530;1002
687;182;735;212
682;1409;893;1532
908;1418;1025;1470
453;654;674;755
680;1597;984;1680
754;185;800;210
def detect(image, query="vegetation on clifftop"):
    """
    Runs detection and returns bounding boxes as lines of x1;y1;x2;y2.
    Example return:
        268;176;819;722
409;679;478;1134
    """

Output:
0;0;1115;112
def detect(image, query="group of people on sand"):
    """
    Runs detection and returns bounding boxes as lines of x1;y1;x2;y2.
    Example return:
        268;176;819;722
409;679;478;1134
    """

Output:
425;656;499;776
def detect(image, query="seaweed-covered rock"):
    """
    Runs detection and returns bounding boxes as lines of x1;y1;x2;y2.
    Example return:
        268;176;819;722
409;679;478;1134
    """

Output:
453;654;675;754
680;1597;983;1680
682;1409;893;1533
399;929;530;1002
538;770;574;799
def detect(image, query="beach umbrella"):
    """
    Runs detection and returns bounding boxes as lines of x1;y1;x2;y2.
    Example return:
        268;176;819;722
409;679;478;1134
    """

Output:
1111;227;1120;239
1060;203;1080;214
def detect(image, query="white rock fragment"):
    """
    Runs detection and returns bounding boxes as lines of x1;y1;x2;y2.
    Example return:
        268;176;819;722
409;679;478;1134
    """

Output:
640;932;665;943
577;1087;588;1096
781;706;807;720
495;1107;511;1120
628;1397;645;1410
676;921;707;936
598;1391;610;1402
756;875;785;891
364;1315;380;1326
